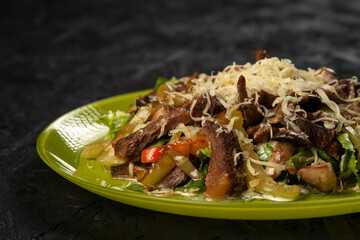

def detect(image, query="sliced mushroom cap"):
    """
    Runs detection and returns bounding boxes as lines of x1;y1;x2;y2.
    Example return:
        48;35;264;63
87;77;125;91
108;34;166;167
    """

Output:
297;162;337;193
272;129;311;147
265;141;295;179
318;67;337;82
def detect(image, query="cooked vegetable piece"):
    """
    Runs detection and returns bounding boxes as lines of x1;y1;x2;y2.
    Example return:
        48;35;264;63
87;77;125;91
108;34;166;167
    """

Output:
81;139;111;159
236;119;303;199
168;136;208;157
246;163;303;199
98;111;133;139
265;141;295;179
167;150;203;181
175;150;210;192
298;163;337;193
140;136;208;163
343;126;360;152
141;146;166;163
114;93;216;158
255;144;273;162
154;76;170;90
287;149;314;171
315;148;339;173
96;106;153;167
126;184;147;192
140;151;177;186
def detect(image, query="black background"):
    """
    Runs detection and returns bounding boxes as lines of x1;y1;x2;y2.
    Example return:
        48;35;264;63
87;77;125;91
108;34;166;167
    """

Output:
1;0;360;239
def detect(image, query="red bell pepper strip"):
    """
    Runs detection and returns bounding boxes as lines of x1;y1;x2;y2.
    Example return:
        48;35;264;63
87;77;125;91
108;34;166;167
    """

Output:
140;136;208;163
141;146;166;163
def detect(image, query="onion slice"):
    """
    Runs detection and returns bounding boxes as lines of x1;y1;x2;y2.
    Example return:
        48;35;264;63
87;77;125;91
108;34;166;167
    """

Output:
167;150;203;181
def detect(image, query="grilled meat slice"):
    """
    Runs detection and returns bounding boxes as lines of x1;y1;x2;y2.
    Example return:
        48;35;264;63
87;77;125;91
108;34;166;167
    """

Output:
299;93;323;113
246;123;278;144
156;167;188;189
111;165;146;179
237;75;263;126
294;118;336;150
325;78;357;103
156;155;200;189
203;121;246;199
257;90;279;109
114;93;216;158
254;49;272;62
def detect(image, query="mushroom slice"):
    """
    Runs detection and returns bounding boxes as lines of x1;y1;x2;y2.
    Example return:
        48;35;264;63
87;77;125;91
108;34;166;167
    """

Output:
265;141;295;179
297;162;337;193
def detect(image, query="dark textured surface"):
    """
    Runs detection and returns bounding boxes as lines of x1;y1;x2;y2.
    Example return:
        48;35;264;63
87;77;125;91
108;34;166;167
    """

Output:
1;0;360;239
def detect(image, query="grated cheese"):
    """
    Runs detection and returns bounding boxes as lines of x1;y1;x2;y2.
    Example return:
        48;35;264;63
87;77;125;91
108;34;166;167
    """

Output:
167;56;358;171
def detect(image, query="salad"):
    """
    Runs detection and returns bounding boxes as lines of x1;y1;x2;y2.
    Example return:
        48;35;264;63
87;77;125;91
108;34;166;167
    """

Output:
81;50;360;201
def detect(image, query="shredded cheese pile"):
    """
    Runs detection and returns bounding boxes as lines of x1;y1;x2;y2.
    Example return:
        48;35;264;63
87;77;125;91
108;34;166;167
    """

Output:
163;56;359;165
163;56;359;172
191;57;325;106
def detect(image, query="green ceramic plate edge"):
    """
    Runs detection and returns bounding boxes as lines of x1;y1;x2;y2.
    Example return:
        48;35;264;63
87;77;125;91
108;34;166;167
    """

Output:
36;90;360;220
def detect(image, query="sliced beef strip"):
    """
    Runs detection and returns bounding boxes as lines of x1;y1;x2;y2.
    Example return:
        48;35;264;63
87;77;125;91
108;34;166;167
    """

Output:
294;118;337;153
257;90;279;109
339;78;356;100
298;93;323;113
246;123;278;144
254;49;272;62
173;81;187;92
325;78;356;103
268;102;286;126
156;155;200;189
237;75;263;126
203;121;246;199
156;167;188;189
111;165;146;179
136;91;157;108
113;93;216;158
151;105;175;121
341;105;360;119
324;141;340;160
306;110;338;128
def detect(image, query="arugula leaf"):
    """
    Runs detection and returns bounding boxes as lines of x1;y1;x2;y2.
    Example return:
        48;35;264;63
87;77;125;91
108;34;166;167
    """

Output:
98;111;133;139
126;184;147;192
199;148;211;158
315;147;339;173
154;76;178;90
287;149;313;170
147;137;169;148
154;77;169;90
337;133;360;183
287;147;339;173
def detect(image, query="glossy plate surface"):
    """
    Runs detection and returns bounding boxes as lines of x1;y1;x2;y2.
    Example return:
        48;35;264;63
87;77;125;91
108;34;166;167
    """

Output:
37;90;360;220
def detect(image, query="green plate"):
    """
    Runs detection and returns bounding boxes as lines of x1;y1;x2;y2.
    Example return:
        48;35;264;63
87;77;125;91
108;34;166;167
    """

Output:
37;90;360;220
